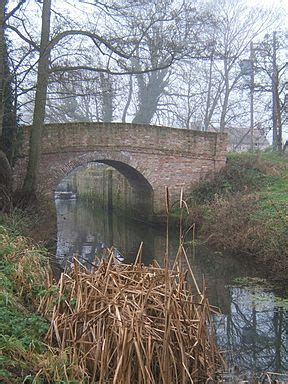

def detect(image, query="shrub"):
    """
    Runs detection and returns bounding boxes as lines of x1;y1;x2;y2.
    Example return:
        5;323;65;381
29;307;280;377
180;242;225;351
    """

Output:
190;154;272;204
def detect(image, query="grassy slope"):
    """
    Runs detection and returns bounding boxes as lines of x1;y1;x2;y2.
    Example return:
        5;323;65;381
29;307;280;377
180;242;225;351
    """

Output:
0;213;78;383
0;214;51;383
186;151;288;281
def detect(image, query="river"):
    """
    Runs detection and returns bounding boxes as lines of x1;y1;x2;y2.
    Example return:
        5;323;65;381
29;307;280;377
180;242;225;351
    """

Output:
55;196;288;380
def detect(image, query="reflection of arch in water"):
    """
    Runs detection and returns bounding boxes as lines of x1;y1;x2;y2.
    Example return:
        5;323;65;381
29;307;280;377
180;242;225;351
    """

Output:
55;198;156;268
55;157;154;218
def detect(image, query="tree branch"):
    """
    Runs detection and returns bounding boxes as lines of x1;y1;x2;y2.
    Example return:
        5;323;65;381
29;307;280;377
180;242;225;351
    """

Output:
4;0;27;22
49;30;133;59
50;59;174;76
7;25;39;50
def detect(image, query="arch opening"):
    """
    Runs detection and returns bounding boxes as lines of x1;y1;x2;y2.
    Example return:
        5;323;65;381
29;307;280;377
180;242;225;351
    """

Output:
55;159;154;218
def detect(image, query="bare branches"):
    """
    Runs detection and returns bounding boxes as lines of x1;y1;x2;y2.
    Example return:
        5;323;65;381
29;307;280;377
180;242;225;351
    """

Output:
50;30;132;59
4;0;27;22
7;25;39;50
49;59;174;76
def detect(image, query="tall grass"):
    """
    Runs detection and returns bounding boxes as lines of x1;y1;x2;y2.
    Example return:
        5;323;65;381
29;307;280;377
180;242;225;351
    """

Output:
0;222;51;383
1;207;224;383
39;250;224;383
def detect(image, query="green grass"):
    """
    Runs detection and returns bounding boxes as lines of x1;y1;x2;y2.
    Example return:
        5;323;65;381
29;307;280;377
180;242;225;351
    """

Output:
258;169;288;211
0;212;90;383
0;216;50;383
189;152;274;204
187;151;288;280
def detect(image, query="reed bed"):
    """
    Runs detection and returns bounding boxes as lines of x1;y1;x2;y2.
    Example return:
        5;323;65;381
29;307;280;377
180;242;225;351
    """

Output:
39;247;224;384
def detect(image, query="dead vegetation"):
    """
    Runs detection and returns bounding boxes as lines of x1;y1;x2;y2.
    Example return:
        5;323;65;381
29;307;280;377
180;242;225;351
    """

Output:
38;247;224;383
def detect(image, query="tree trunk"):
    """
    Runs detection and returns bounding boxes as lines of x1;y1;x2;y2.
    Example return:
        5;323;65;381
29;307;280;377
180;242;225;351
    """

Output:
122;75;133;123
0;0;18;164
219;56;229;132
132;69;168;125
0;1;5;139
22;0;51;195
100;73;113;122
0;149;12;212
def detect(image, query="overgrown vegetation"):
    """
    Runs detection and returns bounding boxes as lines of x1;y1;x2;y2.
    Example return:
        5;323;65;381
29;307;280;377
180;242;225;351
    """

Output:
39;255;223;383
0;212;83;383
0;215;50;382
0;210;224;383
185;151;288;281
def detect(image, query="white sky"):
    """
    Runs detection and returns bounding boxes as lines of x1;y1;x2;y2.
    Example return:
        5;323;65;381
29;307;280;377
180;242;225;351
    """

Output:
247;0;287;9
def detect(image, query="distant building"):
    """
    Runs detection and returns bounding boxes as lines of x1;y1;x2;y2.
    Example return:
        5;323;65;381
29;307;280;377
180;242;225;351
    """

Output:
225;124;270;152
189;121;270;152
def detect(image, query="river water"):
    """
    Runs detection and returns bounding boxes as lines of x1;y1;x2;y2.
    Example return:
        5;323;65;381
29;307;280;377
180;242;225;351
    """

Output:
55;197;288;380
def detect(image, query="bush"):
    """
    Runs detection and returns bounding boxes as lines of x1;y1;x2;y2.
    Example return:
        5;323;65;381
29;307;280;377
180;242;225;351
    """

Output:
0;220;51;383
190;154;272;204
187;152;288;281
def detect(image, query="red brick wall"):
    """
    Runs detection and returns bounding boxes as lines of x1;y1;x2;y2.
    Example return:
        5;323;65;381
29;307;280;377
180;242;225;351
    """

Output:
14;122;228;214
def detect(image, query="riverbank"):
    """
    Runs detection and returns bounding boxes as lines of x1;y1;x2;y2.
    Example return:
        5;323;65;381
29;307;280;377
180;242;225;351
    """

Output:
1;151;287;381
0;214;50;382
181;151;288;282
0;209;72;383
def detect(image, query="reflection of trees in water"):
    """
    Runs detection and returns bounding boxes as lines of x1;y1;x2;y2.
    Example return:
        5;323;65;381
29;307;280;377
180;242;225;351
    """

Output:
215;287;288;376
56;199;155;268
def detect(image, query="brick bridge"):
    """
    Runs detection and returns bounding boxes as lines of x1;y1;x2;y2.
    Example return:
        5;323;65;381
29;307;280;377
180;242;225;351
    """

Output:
15;122;227;215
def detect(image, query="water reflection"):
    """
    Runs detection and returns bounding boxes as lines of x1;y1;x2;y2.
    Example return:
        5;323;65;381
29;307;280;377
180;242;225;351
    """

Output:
55;197;288;378
215;288;288;379
55;198;157;267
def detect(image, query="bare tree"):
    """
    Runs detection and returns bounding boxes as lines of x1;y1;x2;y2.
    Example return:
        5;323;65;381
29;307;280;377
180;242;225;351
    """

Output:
42;0;215;126
21;0;52;196
252;31;288;151
8;0;212;196
0;0;28;208
129;0;214;124
0;0;26;164
163;0;279;138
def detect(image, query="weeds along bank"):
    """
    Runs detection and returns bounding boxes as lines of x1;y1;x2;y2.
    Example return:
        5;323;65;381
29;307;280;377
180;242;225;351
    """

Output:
0;210;81;383
184;152;288;281
0;210;223;383
0;214;50;383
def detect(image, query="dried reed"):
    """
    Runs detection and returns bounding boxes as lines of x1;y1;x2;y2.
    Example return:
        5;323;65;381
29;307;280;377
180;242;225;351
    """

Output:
39;248;224;383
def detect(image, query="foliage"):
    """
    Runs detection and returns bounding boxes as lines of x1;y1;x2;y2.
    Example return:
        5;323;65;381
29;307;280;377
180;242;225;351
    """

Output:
190;153;275;204
187;152;288;281
0;218;51;382
0;209;35;237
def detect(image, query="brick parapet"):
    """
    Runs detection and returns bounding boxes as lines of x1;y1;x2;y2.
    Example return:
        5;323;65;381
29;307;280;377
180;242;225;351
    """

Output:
19;123;227;160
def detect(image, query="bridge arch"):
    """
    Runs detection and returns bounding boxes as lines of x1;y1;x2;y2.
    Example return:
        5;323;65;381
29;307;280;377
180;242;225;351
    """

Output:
55;156;154;215
96;160;153;214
